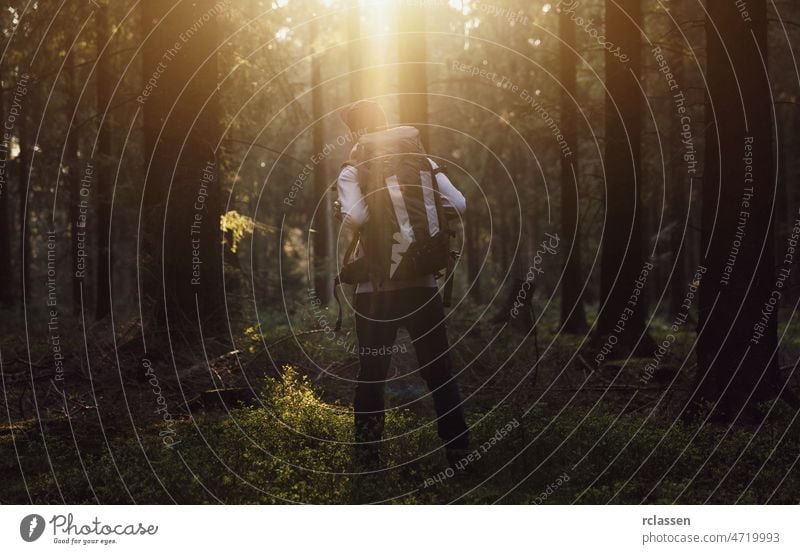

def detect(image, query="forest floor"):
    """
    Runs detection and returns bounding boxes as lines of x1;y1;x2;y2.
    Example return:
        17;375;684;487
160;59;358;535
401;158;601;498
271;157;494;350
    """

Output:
1;299;799;504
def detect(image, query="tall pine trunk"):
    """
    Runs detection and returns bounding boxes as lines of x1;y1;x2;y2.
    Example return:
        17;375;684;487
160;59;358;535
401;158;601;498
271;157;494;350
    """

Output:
64;39;83;316
0;69;12;309
141;0;226;349
397;3;428;147
18;102;31;306
695;0;781;419
668;0;688;321
347;0;363;102
310;18;331;303
559;4;587;333
464;197;482;302
775;107;795;307
596;0;654;354
95;3;112;319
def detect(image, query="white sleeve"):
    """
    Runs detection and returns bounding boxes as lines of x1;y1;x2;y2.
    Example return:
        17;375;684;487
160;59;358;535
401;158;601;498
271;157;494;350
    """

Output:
337;164;368;231
429;159;466;215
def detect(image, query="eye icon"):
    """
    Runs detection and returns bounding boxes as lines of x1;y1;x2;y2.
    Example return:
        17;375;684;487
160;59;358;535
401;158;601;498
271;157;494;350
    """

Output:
20;514;45;542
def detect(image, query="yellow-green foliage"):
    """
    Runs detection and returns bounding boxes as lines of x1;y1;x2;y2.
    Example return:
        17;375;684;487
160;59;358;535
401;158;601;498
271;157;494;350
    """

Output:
219;210;255;254
2;367;799;504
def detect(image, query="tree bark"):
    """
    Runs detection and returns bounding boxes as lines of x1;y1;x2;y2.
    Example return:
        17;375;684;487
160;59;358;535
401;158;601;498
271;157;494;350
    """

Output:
64;37;83;316
18;102;31;307
95;2;112;320
668;0;688;321
347;0;363;102
595;0;654;354
0;69;13;308
464;192;482;303
397;3;428;148
310;18;331;304
559;4;588;333
775;107;795;307
696;0;780;419
141;0;227;349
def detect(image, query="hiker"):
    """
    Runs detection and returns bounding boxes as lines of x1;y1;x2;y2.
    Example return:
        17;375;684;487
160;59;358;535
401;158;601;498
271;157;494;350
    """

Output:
335;100;470;469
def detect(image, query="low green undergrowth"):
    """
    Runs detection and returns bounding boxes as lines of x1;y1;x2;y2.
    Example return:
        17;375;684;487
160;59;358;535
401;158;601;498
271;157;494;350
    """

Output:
2;367;798;504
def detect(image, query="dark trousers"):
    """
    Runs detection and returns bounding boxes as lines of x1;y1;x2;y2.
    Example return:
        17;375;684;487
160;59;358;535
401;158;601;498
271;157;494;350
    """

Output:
353;287;469;450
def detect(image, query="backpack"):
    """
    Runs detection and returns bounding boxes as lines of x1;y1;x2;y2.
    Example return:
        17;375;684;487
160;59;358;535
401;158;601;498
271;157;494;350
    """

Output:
333;126;456;330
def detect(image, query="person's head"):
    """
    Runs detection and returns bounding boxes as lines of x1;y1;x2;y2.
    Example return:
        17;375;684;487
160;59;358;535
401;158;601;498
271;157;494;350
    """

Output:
340;100;388;134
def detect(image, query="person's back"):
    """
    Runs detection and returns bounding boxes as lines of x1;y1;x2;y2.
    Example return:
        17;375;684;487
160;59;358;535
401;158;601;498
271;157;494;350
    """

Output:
335;101;470;470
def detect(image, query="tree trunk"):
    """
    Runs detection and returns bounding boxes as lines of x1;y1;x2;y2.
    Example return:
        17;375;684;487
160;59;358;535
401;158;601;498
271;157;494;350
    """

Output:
559;5;588;333
775;107;794;308
18;103;31;307
464;192;482;303
595;0;654;355
695;0;780;419
141;0;227;349
397;3;428;148
95;2;112;320
310;18;331;304
0;69;13;309
668;0;688;321
64;39;83;316
0;173;9;308
347;0;363;102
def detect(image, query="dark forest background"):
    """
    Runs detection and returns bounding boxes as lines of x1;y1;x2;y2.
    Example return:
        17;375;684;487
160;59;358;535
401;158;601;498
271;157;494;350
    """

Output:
1;0;800;504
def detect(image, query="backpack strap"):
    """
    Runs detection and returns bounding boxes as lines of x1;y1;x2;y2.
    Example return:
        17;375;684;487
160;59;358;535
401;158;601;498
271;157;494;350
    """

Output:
428;159;457;307
427;160;452;233
431;162;457;224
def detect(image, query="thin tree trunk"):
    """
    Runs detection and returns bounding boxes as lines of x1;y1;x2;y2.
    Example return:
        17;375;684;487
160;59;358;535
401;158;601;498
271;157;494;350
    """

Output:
0;176;9;308
64;39;83;316
18;105;31;306
668;1;688;321
775;107;794;307
464;193;482;302
0;69;12;309
95;2;112;320
559;5;587;333
348;0;363;102
310;18;331;304
397;3;429;148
